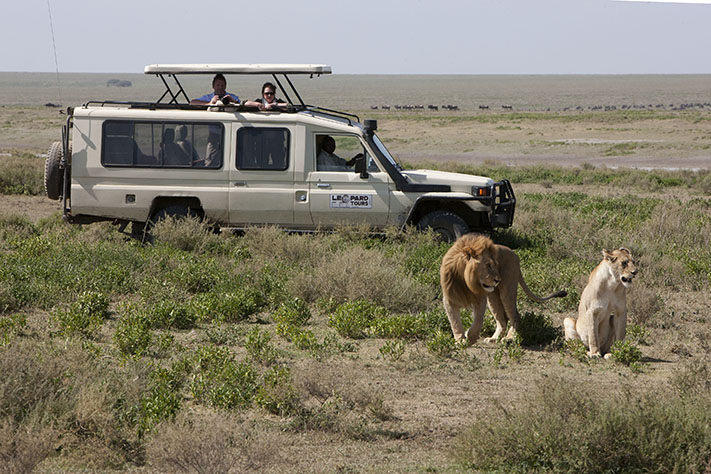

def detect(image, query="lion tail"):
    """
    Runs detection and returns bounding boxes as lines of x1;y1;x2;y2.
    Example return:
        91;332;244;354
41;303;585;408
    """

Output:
518;274;567;303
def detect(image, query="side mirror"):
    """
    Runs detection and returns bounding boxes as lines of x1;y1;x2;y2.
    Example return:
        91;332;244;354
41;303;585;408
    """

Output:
354;155;368;179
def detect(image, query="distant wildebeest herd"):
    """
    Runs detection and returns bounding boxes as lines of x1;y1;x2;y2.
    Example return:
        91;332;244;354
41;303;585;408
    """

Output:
557;102;711;112
370;101;711;113
370;104;460;111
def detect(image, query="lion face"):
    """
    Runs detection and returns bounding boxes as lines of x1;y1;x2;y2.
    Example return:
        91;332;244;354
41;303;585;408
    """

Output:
467;249;500;293
604;248;638;289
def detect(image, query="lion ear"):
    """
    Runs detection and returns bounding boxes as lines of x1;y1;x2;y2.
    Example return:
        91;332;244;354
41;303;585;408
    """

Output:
602;249;616;262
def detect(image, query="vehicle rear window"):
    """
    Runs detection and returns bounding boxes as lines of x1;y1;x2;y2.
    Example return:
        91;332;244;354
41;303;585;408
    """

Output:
236;127;290;171
102;121;224;168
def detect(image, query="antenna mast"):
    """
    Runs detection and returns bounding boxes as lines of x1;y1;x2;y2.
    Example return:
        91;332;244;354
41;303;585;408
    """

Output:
46;0;61;103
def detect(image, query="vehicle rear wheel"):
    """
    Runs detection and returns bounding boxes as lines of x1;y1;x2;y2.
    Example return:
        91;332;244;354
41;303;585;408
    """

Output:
44;141;65;200
142;205;201;244
417;210;470;242
150;205;199;224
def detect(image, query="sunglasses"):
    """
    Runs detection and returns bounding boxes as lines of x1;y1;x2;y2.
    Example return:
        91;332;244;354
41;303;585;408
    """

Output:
264;91;275;96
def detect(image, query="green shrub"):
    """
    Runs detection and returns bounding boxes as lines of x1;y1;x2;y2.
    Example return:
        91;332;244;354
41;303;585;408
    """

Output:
626;324;649;345
134;367;183;438
190;345;258;410
148;300;197;330
244;328;279;366
165;257;223;294
191;289;263;323
0;313;27;345
561;338;589;363
53;291;109;337
379;340;405;362
369;307;451;340
114;304;152;358
518;311;561;346
426;330;459;358
272;298;311;327
328;300;386;339
610;339;644;370
256;366;300;416
493;335;524;366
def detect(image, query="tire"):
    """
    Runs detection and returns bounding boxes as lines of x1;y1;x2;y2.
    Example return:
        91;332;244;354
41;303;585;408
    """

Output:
44;141;64;200
417;210;470;242
142;205;200;244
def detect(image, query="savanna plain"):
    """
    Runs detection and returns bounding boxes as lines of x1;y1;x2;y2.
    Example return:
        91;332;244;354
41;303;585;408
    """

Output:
1;73;711;473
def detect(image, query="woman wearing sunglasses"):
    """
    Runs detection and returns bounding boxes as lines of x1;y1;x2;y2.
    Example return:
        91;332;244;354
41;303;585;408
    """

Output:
243;82;287;111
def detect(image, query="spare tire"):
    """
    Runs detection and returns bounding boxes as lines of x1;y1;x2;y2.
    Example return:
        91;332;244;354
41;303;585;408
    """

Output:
44;141;64;200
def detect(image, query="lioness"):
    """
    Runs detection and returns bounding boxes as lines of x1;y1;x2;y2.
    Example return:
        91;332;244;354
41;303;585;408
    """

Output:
440;233;567;344
564;248;638;358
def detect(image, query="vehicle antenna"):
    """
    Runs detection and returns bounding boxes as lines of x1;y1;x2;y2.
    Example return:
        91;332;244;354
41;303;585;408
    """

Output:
46;0;62;103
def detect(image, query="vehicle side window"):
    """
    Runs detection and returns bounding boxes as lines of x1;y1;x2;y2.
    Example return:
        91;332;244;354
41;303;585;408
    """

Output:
236;127;290;171
102;121;223;168
315;134;380;172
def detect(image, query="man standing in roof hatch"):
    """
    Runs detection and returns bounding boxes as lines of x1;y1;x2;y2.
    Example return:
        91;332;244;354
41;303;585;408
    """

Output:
190;74;240;105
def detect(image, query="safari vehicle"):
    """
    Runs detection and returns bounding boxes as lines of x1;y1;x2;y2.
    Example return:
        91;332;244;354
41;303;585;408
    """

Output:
45;64;515;241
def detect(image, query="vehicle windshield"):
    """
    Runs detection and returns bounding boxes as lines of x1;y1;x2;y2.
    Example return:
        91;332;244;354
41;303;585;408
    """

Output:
372;134;403;170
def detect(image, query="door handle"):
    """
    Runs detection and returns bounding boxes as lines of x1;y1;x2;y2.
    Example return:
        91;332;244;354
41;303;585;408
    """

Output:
233;181;247;187
317;183;330;188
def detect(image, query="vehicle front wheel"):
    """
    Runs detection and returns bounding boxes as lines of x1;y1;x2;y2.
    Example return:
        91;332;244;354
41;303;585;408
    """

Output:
416;210;470;242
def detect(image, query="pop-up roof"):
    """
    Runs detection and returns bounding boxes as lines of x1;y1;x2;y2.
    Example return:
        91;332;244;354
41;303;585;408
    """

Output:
144;63;332;106
144;64;332;75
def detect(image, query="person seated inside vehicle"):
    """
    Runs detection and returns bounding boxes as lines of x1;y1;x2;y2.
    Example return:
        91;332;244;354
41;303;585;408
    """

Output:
316;135;363;171
159;128;189;166
202;125;222;167
174;124;200;165
243;82;287;111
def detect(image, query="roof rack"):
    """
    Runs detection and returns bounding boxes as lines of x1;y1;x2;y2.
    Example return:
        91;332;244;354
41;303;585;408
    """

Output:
143;63;331;108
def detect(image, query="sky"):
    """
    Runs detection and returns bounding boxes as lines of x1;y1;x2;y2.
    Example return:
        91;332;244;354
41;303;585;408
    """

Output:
3;0;711;75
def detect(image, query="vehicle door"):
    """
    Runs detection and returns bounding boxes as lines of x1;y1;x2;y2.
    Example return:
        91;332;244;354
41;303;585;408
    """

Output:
228;124;295;225
308;133;390;227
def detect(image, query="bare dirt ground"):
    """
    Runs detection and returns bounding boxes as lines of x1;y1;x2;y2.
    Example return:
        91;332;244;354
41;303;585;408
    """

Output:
0;194;62;222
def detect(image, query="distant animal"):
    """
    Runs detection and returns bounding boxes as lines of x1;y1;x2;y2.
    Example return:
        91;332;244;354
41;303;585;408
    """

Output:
564;248;637;358
478;105;489;110
440;234;567;344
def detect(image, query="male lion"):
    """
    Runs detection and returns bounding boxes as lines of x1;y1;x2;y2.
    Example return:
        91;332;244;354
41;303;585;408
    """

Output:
564;248;638;358
440;234;567;344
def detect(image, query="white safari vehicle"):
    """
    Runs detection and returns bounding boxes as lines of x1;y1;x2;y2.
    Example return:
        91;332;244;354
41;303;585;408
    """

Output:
45;64;515;241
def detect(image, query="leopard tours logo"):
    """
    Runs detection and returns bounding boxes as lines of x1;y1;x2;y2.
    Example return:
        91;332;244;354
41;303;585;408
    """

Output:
329;194;373;209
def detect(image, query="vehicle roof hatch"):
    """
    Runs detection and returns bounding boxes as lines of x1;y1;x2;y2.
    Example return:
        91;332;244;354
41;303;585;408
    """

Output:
144;63;331;107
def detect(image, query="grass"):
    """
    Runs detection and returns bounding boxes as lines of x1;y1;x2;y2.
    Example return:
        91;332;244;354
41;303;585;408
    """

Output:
452;376;711;473
0;162;709;471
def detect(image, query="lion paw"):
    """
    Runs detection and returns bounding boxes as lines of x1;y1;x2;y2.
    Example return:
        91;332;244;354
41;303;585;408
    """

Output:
483;336;499;344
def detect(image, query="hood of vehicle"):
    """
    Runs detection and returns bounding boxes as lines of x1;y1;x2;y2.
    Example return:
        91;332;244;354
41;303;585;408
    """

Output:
401;169;494;191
